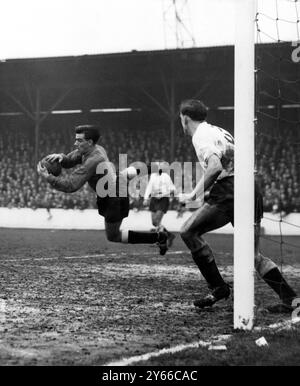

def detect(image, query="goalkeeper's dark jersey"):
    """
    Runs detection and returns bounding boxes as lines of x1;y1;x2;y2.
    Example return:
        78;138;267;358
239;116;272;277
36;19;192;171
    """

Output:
47;145;115;193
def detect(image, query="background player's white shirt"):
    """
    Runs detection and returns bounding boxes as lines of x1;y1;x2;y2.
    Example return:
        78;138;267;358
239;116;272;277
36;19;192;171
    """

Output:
192;121;234;180
144;172;176;199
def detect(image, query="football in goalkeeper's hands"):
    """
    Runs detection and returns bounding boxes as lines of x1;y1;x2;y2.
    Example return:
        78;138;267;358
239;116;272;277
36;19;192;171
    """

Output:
41;157;62;177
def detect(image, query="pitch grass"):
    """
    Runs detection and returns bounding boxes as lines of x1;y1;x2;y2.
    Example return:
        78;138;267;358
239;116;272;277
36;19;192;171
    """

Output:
135;328;300;366
0;228;299;366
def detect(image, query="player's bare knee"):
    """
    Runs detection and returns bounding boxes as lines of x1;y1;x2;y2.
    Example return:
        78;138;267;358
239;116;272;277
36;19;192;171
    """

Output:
152;218;160;227
180;228;189;241
180;228;195;244
180;221;202;237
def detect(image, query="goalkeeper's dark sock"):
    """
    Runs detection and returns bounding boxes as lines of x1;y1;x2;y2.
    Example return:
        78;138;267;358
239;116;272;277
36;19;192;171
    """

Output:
123;230;158;244
192;248;226;289
263;267;297;304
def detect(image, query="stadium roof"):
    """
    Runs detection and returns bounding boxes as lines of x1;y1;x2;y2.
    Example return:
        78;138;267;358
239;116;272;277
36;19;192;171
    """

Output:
0;46;234;116
0;42;298;124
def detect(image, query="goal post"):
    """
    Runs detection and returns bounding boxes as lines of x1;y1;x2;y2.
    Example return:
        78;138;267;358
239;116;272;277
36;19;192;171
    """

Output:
234;0;256;330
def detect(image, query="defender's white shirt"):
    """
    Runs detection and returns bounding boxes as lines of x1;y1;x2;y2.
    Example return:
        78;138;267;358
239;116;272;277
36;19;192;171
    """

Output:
144;172;176;199
192;121;234;180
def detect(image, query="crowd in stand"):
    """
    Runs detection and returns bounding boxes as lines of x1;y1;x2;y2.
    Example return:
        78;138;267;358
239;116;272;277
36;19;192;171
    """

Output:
255;129;300;216
0;123;299;215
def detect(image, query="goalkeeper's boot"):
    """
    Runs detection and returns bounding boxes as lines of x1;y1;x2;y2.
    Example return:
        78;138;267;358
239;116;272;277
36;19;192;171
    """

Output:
194;284;231;309
157;226;168;255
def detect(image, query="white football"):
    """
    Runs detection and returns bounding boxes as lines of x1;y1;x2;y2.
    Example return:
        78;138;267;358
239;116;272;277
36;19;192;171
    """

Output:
126;166;138;180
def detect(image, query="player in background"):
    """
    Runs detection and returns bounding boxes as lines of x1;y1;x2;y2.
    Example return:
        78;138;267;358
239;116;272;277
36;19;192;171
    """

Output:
178;99;297;313
143;162;176;247
128;173;144;212
37;125;172;255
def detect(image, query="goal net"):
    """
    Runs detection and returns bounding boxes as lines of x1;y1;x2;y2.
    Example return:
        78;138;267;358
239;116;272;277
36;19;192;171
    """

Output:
234;0;300;329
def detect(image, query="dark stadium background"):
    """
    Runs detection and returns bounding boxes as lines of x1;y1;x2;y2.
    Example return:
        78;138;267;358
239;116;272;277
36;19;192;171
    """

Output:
0;43;299;366
1;43;298;213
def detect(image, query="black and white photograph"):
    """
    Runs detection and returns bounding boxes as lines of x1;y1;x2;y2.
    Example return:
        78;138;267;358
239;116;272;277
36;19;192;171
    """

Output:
0;0;299;369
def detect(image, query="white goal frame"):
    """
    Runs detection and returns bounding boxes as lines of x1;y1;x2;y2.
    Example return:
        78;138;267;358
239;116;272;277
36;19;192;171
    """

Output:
234;0;256;330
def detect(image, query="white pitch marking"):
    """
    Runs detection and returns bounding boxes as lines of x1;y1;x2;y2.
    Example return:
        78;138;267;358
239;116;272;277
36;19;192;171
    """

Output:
103;335;231;367
103;316;300;367
0;250;188;263
254;316;300;332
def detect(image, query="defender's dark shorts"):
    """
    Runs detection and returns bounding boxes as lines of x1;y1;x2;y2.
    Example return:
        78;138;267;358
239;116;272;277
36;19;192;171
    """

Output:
205;176;263;224
149;197;170;213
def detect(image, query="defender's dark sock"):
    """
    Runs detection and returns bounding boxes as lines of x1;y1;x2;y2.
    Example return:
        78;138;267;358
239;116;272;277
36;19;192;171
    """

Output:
128;230;158;244
263;267;297;303
192;251;226;289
